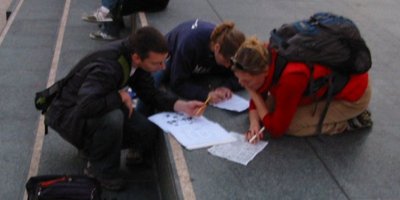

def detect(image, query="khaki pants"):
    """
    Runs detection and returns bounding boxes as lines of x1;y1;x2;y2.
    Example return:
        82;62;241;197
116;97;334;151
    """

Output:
284;83;372;137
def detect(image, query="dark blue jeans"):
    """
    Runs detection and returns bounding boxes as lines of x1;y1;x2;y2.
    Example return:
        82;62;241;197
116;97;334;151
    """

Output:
102;0;119;10
83;108;160;178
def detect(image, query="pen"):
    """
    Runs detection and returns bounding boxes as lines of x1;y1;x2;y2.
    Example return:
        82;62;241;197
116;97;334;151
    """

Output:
195;95;211;115
249;126;265;143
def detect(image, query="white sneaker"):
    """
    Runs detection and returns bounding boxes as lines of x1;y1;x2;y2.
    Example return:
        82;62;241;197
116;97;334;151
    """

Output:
89;30;118;41
82;9;113;23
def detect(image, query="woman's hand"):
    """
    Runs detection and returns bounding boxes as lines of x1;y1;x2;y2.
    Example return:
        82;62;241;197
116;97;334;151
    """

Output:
245;86;258;98
245;123;264;144
208;87;232;104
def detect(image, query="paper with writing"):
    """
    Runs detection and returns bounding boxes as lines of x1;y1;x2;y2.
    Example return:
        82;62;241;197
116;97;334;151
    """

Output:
208;132;268;165
149;112;236;150
212;94;249;112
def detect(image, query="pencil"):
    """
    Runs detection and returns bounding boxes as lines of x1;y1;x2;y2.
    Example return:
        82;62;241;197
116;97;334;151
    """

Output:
249;126;265;143
195;106;206;116
195;95;211;115
204;95;211;105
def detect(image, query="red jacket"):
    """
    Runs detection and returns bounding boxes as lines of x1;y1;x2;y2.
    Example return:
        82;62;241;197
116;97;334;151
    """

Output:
249;50;369;138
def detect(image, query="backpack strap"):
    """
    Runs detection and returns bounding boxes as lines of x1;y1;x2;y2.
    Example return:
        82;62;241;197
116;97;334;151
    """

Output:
315;74;334;135
35;81;64;114
35;81;66;134
272;55;288;85
304;63;315;96
117;55;131;87
314;72;350;135
304;63;321;116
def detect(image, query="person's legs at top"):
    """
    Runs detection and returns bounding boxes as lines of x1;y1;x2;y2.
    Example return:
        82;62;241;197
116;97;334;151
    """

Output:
102;0;119;11
87;0;171;41
82;0;120;23
88;0;124;41
120;0;170;14
89;22;119;41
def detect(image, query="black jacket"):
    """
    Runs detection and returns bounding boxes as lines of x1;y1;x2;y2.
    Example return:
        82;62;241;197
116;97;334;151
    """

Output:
45;39;178;148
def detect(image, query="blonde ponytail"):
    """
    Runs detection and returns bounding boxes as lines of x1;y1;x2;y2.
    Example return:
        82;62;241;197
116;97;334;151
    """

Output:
210;21;245;59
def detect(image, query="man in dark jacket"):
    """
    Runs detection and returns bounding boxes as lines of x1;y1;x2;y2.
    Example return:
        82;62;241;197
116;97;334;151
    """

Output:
45;26;203;190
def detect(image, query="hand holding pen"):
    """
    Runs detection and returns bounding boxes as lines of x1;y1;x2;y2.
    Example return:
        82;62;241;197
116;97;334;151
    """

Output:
195;95;211;115
194;87;232;116
208;87;232;104
246;126;265;144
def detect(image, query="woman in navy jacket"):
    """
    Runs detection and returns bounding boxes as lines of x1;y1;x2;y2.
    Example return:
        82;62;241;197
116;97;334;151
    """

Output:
162;19;245;104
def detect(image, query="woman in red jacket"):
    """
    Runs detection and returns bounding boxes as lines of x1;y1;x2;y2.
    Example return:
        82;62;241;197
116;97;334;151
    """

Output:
231;38;372;143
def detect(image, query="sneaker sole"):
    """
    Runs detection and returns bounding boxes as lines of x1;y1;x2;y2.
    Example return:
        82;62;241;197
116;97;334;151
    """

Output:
82;14;113;23
89;32;117;41
82;18;113;23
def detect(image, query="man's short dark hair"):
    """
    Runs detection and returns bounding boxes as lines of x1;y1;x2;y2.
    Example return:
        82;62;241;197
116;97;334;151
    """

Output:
128;26;168;59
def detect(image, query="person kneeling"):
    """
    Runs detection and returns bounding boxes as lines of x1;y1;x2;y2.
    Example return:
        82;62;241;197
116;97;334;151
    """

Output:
45;27;203;190
231;37;372;143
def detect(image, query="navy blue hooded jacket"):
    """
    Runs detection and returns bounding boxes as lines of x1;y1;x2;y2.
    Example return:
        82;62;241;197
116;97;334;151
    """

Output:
165;19;242;101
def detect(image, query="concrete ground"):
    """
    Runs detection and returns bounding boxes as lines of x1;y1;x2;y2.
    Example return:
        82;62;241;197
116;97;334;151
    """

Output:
1;0;399;199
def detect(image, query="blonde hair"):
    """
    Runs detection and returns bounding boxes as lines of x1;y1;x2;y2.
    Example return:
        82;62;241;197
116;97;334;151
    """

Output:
232;37;269;74
210;21;245;59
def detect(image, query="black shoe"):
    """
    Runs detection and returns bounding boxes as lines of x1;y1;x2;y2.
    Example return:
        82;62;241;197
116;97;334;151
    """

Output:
348;110;373;131
84;162;125;191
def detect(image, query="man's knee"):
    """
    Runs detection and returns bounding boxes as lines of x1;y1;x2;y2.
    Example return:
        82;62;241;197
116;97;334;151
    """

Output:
94;109;124;139
103;110;124;126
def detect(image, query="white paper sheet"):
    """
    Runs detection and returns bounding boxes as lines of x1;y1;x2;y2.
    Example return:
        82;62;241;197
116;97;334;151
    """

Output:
149;112;236;150
208;132;268;165
212;94;249;112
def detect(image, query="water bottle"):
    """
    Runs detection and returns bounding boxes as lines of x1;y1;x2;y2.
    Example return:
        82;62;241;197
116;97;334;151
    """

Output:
127;88;137;99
